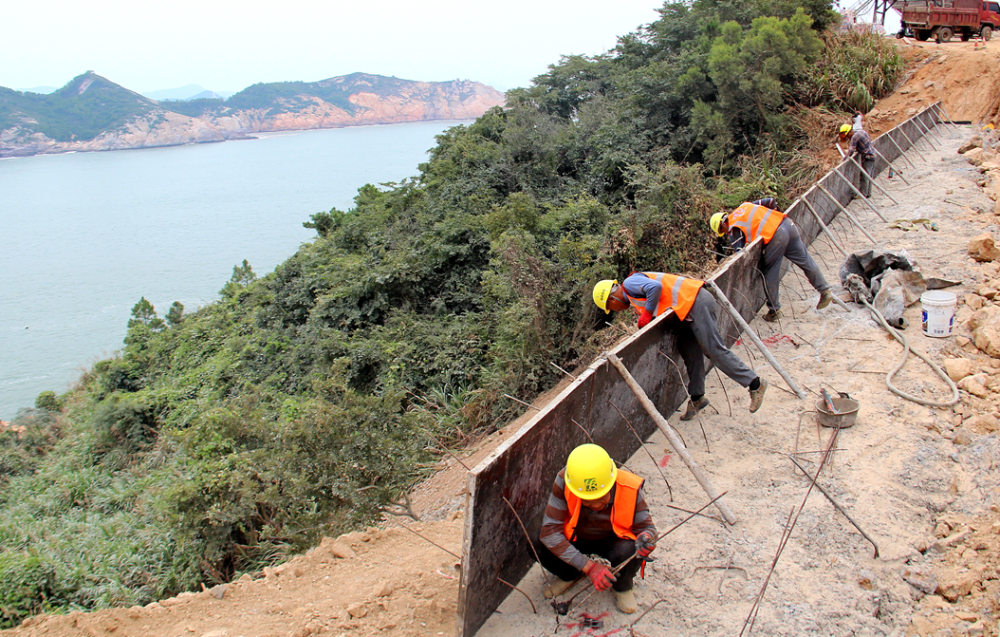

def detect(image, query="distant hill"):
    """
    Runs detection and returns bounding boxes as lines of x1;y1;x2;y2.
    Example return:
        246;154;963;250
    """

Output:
142;84;213;101
0;71;505;158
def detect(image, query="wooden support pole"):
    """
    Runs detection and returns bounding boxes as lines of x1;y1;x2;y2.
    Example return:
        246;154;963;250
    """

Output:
703;280;807;400
816;184;881;246
894;126;928;163
885;131;918;169
934;102;957;127
605;352;738;525
844;155;900;205
829;167;889;222
912;116;941;148
871;146;911;185
801;197;848;258
924;109;947;141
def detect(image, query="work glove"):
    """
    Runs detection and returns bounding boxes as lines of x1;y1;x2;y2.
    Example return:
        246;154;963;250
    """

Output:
637;309;654;329
635;531;657;558
583;561;616;591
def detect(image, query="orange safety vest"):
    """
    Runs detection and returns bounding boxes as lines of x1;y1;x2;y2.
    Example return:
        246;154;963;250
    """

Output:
564;469;644;542
727;202;785;245
624;272;704;322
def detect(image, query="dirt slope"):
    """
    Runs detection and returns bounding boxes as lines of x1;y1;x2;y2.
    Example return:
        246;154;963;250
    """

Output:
6;38;1000;637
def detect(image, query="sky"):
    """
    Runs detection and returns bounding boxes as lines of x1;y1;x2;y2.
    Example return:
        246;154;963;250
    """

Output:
2;0;666;95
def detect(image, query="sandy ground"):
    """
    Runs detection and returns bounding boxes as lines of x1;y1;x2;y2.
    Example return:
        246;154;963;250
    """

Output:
6;41;1000;637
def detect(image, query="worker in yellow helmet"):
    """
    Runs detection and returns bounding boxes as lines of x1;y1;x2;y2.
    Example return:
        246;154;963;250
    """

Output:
593;272;767;419
709;198;833;322
533;443;657;614
838;119;876;197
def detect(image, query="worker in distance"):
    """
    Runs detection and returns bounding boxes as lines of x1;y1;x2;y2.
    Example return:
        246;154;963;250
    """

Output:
593;272;767;420
534;443;656;614
839;116;877;198
710;198;834;322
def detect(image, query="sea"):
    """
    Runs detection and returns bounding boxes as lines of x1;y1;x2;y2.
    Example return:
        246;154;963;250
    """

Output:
0;120;470;419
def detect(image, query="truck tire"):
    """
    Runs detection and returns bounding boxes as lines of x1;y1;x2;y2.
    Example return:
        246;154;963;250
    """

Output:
937;27;953;42
916;29;931;41
984;25;994;41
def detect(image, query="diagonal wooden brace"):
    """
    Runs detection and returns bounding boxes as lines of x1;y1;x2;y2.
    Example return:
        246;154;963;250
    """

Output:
606;352;738;525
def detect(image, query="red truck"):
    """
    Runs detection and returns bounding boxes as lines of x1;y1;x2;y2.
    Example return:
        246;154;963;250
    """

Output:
898;0;1000;42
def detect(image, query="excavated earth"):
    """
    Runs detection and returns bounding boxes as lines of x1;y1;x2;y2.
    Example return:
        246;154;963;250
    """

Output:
6;38;1000;637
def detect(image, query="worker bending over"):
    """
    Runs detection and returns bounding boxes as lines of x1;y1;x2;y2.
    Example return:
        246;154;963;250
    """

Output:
710;198;833;323
593;272;767;419
535;444;656;614
839;122;876;198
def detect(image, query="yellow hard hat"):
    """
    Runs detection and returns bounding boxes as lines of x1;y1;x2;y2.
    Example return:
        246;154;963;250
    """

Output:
565;443;617;500
839;123;852;135
593;280;618;314
710;212;727;236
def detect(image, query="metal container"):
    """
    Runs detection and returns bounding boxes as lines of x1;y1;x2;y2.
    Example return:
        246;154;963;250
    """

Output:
815;397;860;428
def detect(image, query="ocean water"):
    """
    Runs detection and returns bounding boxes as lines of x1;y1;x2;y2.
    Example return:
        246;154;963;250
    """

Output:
0;120;468;419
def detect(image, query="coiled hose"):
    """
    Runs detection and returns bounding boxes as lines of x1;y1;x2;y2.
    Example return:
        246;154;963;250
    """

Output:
861;298;959;407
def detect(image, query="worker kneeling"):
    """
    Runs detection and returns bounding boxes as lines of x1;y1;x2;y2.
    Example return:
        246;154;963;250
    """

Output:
710;198;833;323
593;272;767;420
533;444;657;614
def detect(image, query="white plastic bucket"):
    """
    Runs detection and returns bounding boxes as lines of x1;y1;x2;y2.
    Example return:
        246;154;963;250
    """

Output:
921;291;957;338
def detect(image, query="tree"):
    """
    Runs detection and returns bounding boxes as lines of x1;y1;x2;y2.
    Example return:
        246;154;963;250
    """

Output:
166;301;185;327
128;297;165;331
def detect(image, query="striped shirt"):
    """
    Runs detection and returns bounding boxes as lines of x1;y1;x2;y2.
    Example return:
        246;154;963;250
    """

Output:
539;469;657;570
848;130;875;159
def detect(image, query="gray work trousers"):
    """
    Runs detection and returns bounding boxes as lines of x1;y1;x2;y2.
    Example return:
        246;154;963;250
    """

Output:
859;154;876;198
676;289;758;397
762;220;830;311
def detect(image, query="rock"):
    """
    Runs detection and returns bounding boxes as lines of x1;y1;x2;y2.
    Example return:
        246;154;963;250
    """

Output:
347;603;368;618
902;566;938;594
953;428;973;445
960;136;983;153
966;294;984;310
969;233;1000;262
958;375;989;398
965;147;986;165
209;585;226;600
935;567;979;601
978;286;998;299
971;308;1000;357
966;413;1000;433
320;539;356;559
945;358;976;381
930;527;971;552
373;581;394;597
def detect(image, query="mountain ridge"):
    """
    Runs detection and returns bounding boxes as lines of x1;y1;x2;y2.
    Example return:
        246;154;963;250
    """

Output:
0;71;506;158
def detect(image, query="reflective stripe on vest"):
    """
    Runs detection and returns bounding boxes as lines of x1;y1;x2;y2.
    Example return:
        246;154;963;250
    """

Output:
624;272;704;322
563;469;644;542
728;203;785;244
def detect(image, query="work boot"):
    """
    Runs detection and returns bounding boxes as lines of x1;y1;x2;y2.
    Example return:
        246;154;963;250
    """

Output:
680;396;710;421
816;290;834;310
762;309;782;323
613;589;637;614
543;578;574;599
749;378;768;413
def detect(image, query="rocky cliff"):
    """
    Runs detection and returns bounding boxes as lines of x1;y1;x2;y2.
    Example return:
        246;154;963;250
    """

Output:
0;73;505;158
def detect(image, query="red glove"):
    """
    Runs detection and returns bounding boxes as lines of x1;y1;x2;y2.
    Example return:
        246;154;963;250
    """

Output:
637;309;654;329
584;561;617;591
635;531;656;558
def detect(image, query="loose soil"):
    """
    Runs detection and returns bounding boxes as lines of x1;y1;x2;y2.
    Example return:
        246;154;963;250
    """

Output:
6;38;1000;637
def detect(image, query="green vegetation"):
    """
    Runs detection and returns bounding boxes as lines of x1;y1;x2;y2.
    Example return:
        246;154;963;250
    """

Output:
0;1;904;627
0;72;157;142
